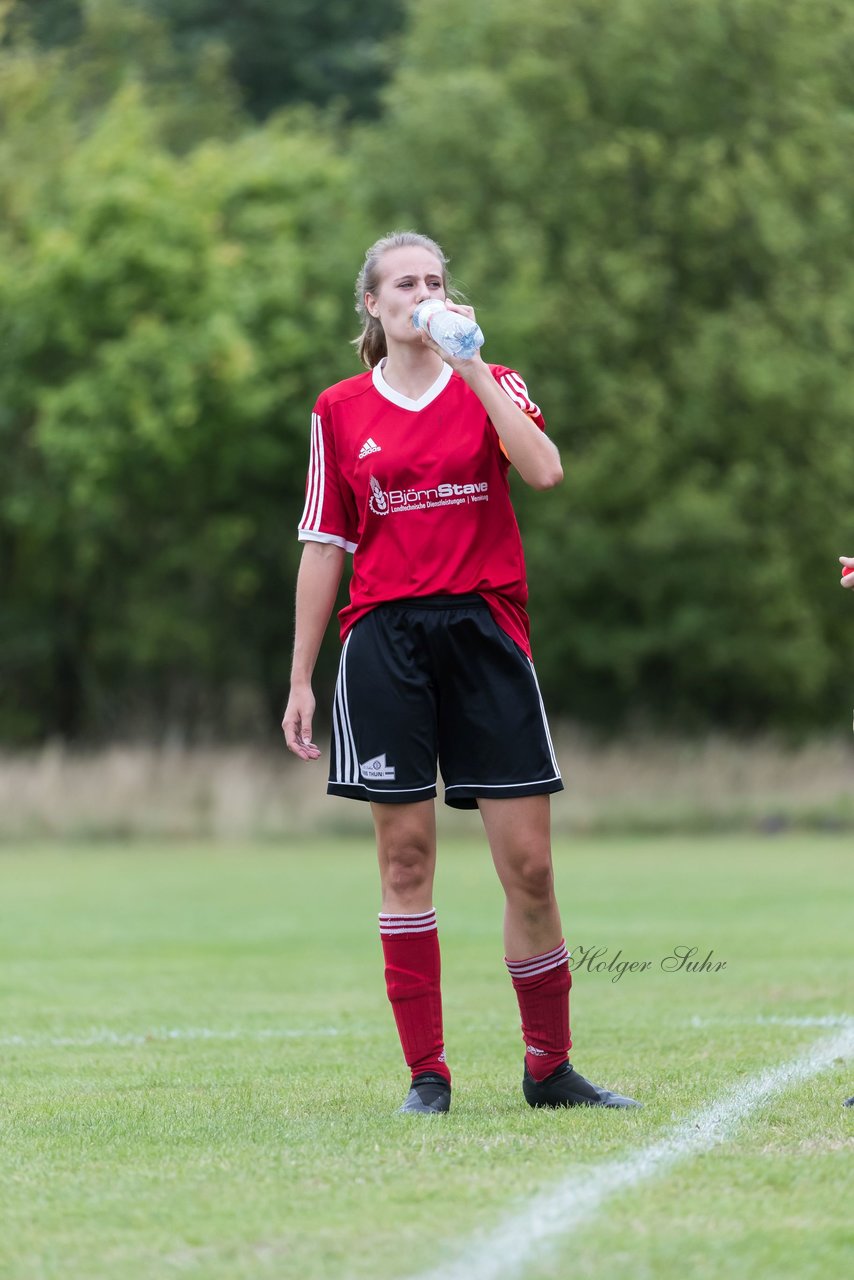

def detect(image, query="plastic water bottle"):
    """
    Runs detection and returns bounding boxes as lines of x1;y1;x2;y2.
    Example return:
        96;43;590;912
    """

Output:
412;300;484;359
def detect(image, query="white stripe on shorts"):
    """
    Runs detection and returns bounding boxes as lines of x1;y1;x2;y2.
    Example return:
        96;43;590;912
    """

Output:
332;632;359;785
527;657;560;776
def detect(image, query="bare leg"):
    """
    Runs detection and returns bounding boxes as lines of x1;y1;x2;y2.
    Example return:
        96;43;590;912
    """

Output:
482;795;640;1107
479;794;563;959
371;799;437;912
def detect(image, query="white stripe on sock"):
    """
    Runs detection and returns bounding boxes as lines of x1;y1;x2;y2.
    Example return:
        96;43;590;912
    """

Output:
379;909;437;936
506;941;569;978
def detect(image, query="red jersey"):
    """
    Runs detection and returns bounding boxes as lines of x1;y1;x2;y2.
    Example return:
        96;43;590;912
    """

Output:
298;361;546;656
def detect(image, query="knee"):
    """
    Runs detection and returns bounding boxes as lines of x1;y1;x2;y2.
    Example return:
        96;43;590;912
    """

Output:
381;836;434;899
506;850;555;906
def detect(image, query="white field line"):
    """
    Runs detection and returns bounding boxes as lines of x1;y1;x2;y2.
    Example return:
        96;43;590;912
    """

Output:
2;1015;839;1052
0;1026;344;1048
689;1014;853;1029
404;1021;854;1280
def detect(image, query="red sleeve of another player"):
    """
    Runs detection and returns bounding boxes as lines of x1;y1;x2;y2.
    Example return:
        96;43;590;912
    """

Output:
297;407;359;552
490;366;547;460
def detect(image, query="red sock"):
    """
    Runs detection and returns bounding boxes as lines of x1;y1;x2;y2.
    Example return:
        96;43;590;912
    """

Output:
379;909;450;1084
506;940;572;1082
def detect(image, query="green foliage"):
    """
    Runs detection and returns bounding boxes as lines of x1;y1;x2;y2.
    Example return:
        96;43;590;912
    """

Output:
3;0;854;741
142;0;408;119
6;0;408;121
361;0;854;729
2;0;243;148
0;37;369;739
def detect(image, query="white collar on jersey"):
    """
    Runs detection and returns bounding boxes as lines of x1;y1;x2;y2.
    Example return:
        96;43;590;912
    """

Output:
372;359;453;411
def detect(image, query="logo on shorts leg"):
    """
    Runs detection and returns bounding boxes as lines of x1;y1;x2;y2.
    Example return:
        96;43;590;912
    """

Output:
359;753;396;780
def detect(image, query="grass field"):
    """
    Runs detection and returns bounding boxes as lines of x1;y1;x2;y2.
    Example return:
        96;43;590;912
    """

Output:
1;834;851;1280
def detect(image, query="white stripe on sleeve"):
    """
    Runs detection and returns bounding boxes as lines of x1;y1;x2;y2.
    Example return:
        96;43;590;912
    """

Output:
500;371;541;419
299;412;326;533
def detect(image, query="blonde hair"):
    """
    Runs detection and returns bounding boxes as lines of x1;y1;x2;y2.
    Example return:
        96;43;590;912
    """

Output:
353;230;455;368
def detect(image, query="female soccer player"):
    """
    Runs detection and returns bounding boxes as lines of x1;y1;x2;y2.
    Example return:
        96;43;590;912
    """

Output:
282;231;639;1114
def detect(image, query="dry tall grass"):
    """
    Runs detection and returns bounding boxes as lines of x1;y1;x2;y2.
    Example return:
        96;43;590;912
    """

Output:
1;729;852;841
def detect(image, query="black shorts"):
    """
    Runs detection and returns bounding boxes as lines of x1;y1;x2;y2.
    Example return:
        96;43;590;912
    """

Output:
328;595;563;809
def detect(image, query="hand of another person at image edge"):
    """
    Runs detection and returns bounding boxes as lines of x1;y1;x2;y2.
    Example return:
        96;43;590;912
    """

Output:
840;556;854;587
282;690;321;761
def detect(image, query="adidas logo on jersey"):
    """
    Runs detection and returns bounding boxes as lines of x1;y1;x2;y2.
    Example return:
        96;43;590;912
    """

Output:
358;437;382;459
359;753;395;780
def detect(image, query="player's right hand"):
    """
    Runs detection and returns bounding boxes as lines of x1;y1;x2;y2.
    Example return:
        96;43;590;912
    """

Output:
282;687;321;761
840;555;854;587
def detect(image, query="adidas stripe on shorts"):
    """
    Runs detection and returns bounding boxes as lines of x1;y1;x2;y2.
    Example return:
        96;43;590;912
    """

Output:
328;594;563;809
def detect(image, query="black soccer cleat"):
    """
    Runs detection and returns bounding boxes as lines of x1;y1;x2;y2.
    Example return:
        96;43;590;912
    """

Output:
844;1096;854;1107
398;1071;452;1114
523;1060;641;1109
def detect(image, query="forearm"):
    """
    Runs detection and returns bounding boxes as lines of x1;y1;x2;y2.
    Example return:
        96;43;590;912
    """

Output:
460;361;563;490
290;540;347;685
283;540;346;760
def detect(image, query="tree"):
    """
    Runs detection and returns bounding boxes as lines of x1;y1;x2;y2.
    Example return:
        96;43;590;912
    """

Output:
358;0;854;730
5;0;854;743
4;0;409;121
0;32;369;741
2;0;243;149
